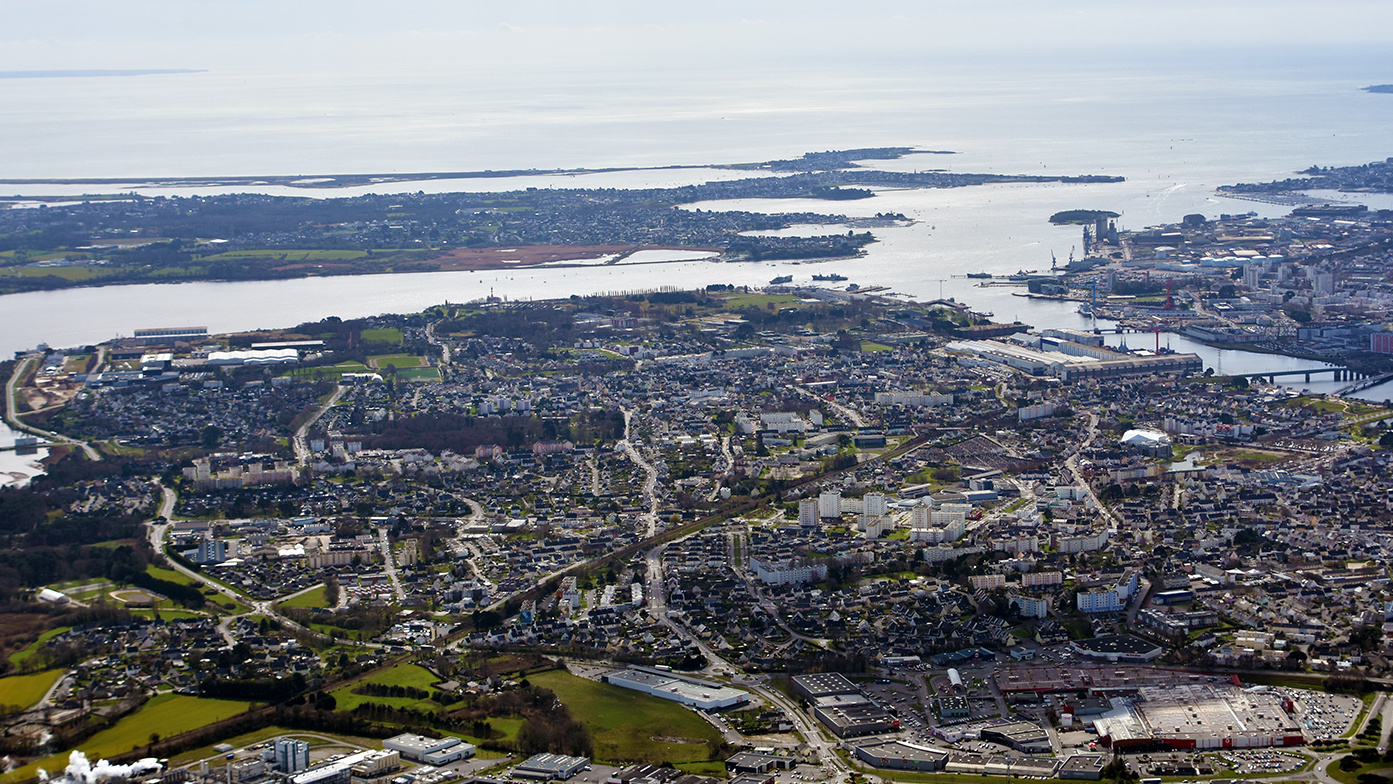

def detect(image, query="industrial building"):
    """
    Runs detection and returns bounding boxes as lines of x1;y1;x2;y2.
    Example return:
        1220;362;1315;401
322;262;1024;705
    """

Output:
513;754;590;780
288;750;399;784
946;337;1202;381
602;667;750;711
382;733;476;765
1092;684;1303;750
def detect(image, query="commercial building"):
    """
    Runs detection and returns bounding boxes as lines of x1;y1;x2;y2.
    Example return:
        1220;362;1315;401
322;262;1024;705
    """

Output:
382;733;476;765
1070;634;1164;663
790;672;860;701
1092;684;1303;750
853;740;948;772
1059;755;1107;780
602;667;750;711
980;720;1052;753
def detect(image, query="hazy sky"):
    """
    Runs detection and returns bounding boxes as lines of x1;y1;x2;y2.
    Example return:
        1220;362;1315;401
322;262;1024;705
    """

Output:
6;1;1393;74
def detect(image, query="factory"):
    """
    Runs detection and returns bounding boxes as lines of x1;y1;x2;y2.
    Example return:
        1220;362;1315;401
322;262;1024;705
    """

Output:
945;336;1202;381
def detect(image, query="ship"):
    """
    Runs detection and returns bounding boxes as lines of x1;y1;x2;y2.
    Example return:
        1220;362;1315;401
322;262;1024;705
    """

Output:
769;275;793;285
812;273;847;281
966;272;992;279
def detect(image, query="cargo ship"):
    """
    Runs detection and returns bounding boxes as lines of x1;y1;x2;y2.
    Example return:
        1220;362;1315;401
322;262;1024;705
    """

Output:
812;273;847;282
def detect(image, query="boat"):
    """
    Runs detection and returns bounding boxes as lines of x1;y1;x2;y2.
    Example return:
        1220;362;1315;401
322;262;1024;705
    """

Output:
812;273;847;281
966;272;992;279
769;275;793;285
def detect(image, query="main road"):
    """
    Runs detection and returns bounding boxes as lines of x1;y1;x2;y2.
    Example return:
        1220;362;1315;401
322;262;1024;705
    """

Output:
4;354;102;461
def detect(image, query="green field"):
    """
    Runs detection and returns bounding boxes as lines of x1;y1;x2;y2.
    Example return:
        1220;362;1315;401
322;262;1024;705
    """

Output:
0;669;64;711
525;669;722;763
361;328;404;346
2;695;250;783
396;367;442;381
329;664;440;711
371;354;424;369
721;293;802;311
8;627;71;668
285;361;373;381
279;585;330;610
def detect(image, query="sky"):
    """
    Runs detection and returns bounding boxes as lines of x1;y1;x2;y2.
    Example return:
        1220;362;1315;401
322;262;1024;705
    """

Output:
5;1;1393;76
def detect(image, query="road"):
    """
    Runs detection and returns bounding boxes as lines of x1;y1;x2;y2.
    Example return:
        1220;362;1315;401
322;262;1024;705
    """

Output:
377;526;408;602
4;354;102;461
1064;411;1118;527
293;384;344;464
640;528;851;784
618;408;661;537
146;484;347;646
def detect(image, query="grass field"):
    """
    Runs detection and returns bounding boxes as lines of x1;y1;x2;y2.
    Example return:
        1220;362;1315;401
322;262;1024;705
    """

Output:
285;361;373;381
370;354;424;369
329;663;440;711
396;367;441;381
279;585;330;610
0;669;64;711
361;328;404;346
721;293;802;311
525;669;721;764
2;694;250;783
8;627;71;668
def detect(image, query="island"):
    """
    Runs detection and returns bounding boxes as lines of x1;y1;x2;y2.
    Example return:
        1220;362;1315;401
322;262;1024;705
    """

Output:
0;148;1124;295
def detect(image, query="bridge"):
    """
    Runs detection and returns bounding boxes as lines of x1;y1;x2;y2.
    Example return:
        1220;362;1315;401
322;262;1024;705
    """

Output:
1248;366;1364;384
1335;371;1393;398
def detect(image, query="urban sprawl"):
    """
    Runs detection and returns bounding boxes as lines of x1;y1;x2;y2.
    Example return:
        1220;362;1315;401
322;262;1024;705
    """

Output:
5;186;1393;784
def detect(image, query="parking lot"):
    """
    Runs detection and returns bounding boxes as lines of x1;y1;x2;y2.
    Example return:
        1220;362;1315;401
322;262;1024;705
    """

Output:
1281;688;1364;741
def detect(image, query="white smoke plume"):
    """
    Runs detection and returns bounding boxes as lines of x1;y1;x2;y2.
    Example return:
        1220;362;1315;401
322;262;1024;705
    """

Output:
40;750;162;783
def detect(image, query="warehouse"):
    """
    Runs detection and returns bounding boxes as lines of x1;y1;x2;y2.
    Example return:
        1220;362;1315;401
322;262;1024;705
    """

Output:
513;754;590;780
382;733;476;765
602;667;750;711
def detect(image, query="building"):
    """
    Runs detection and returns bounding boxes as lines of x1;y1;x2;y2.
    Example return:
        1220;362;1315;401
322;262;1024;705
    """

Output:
274;738;310;773
853;740;948;772
602;667;750;711
790;672;860;701
1092;684;1302;750
1059;755;1107;780
133;326;208;344
1070;634;1164;663
818;491;842;519
798;498;819;527
382;733;477;765
513;754;590;781
980;720;1052;753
